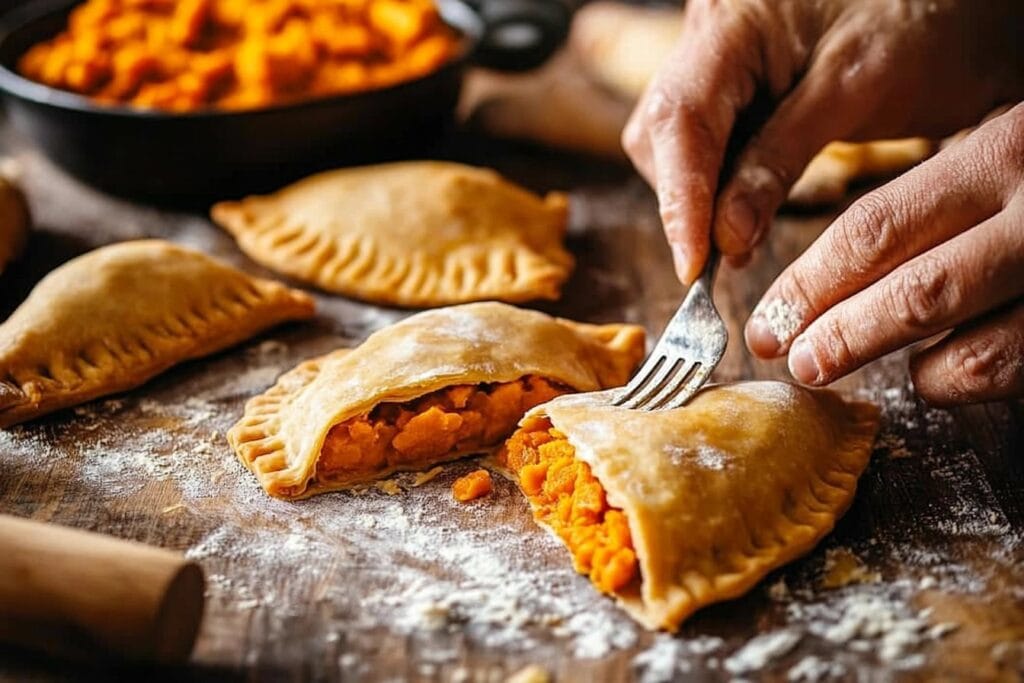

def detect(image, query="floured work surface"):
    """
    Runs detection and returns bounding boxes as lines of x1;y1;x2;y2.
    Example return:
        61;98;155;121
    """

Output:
0;130;1023;682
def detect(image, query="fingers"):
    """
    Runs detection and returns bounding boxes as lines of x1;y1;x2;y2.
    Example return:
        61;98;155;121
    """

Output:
745;131;1008;358
910;300;1024;406
713;73;858;256
622;2;759;283
786;202;1024;385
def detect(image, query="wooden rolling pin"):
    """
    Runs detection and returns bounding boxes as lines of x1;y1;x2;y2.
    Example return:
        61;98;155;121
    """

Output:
0;514;205;663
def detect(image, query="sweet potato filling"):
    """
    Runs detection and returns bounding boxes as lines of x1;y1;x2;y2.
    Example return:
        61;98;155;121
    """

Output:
18;0;461;112
452;469;493;502
501;416;638;594
316;376;567;483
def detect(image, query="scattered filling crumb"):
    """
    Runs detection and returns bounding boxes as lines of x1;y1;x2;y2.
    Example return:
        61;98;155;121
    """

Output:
501;416;638;595
452;469;492;502
316;376;568;484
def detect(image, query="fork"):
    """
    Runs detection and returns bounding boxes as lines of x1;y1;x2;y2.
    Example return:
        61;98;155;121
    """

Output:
614;248;727;411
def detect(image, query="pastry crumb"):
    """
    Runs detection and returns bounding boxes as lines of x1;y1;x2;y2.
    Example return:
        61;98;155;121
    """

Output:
452;469;493;502
412;466;445;487
506;664;550;683
820;547;880;589
374;479;403;496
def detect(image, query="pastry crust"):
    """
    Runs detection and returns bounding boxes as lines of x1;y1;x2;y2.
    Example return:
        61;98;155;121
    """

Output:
519;382;880;631
0;240;315;427
229;302;645;499
211;162;573;307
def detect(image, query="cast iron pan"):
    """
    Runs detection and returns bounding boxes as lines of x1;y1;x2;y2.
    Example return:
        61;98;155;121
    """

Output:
0;0;570;202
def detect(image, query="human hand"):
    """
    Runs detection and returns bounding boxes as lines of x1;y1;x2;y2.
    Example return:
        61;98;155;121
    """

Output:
622;0;1024;283
745;103;1024;405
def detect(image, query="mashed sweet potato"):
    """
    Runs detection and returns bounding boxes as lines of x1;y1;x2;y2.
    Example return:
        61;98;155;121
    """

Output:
18;0;460;111
315;376;567;484
501;415;638;594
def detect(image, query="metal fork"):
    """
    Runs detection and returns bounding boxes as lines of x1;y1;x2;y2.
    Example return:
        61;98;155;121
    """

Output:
614;248;727;411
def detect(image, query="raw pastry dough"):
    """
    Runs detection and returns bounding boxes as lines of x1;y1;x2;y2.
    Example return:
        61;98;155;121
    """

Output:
502;382;879;631
211;162;573;307
0;240;315;427
229;302;644;499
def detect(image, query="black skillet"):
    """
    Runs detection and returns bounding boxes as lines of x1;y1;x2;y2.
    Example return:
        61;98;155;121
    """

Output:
0;0;570;203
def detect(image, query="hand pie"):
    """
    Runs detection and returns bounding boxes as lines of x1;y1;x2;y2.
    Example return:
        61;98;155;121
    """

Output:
211;162;573;307
787;139;934;206
0;240;314;427
229;302;644;499
500;382;880;631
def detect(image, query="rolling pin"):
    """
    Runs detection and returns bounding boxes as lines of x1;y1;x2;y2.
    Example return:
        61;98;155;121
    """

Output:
0;514;205;663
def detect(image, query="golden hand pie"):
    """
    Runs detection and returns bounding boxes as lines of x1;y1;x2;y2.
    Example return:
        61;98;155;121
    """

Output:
500;382;879;631
0;240;315;427
211;162;573;307
229;302;644;499
0;174;30;277
787;139;934;206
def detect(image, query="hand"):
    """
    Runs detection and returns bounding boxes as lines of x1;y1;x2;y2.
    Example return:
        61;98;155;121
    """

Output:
622;0;1024;283
745;103;1024;405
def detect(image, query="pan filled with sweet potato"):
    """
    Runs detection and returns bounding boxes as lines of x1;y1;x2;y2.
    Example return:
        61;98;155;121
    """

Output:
0;0;568;201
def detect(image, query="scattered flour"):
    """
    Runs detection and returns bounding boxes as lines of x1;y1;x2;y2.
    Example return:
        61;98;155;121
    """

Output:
757;298;804;346
723;629;802;675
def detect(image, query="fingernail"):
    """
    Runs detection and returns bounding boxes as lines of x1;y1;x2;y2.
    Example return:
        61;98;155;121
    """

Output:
747;298;804;356
723;195;759;250
670;242;694;284
745;316;781;357
788;338;820;385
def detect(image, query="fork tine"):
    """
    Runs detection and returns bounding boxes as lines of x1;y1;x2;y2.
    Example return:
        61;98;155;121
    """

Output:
659;365;713;411
613;354;666;406
620;356;686;410
646;361;700;410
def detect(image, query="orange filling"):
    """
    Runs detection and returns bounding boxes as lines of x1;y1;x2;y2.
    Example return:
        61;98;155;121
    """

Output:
18;0;460;112
316;376;567;484
501;416;638;594
452;469;493;502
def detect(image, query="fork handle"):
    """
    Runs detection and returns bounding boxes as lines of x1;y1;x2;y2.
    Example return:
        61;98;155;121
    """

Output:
693;246;721;294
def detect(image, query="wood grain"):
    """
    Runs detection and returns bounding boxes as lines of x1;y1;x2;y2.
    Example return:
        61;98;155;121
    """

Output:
0;125;1021;683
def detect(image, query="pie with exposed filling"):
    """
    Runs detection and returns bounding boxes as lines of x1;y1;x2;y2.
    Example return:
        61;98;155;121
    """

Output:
211;162;573;307
0;240;315;427
228;302;644;499
499;382;879;631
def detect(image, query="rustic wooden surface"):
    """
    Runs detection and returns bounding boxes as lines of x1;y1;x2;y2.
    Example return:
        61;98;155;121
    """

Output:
0;112;1022;683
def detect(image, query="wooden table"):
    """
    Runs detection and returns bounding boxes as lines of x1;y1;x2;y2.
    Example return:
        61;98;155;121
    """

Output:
0;121;1022;683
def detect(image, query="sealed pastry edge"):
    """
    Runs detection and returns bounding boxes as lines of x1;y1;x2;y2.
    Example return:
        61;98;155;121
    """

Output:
0;239;316;428
210;162;575;307
517;384;881;631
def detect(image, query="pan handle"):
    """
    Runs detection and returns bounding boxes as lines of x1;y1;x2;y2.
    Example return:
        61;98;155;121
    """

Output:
463;0;571;71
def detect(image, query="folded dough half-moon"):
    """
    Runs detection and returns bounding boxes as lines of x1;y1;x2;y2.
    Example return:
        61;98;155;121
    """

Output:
0;240;314;428
501;382;879;631
211;161;573;307
229;302;645;499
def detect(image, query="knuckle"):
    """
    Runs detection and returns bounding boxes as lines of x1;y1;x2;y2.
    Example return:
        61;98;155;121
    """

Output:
733;154;793;198
930;337;1003;402
884;257;956;331
813;316;858;379
621;119;644;157
834;192;903;275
